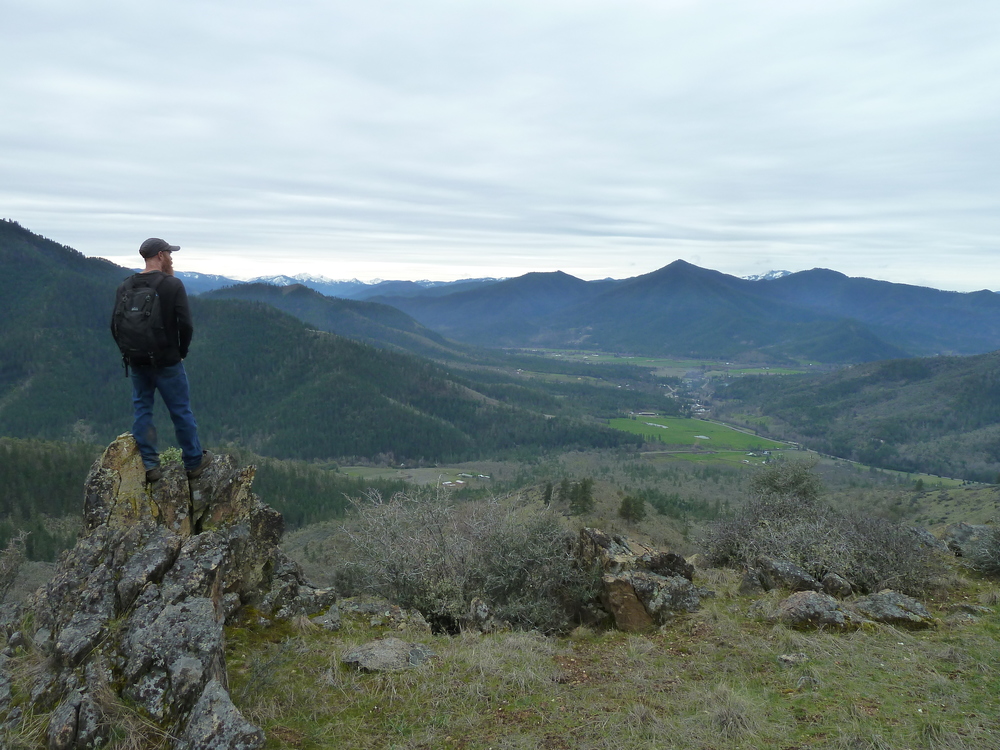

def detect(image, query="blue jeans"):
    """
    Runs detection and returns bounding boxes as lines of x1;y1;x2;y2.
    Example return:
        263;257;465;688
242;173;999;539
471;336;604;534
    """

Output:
130;361;204;471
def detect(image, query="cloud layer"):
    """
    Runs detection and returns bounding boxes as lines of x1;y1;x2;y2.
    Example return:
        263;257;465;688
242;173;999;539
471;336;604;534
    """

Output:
3;0;998;290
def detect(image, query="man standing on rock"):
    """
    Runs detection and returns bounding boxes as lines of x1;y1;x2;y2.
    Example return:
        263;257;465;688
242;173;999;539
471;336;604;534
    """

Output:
111;237;211;483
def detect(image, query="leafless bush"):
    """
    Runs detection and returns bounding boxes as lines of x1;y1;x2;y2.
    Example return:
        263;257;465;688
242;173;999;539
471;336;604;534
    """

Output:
0;531;28;604
964;525;1000;577
702;466;946;596
339;489;597;633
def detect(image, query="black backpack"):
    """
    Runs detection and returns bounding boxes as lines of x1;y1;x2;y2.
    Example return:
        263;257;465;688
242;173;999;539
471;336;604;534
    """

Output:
111;273;168;372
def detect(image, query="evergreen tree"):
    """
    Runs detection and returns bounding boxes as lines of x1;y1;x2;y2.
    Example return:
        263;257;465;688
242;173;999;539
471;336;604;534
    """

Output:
569;478;594;515
556;477;572;504
618;495;646;523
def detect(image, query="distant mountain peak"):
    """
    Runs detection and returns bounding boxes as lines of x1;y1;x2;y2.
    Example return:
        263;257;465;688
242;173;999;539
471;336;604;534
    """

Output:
743;270;792;282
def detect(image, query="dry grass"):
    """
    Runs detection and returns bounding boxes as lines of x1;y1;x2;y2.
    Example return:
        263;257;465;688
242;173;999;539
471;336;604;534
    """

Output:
6;566;999;749
206;564;1000;750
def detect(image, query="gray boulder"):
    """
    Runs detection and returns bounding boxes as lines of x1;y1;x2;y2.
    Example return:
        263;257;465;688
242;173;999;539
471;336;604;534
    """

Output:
342;637;436;672
1;434;333;748
755;556;822;593
850;590;934;629
773;591;869;631
821;572;853;599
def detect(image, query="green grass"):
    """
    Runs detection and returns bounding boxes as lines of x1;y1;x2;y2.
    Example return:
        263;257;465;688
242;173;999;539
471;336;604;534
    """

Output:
219;570;1000;750
609;417;788;451
522;350;811;377
515;370;616;386
646;451;771;468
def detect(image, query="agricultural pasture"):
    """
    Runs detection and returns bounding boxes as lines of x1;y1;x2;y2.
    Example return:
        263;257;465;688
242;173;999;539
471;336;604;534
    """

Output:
523;349;812;378
609;417;788;451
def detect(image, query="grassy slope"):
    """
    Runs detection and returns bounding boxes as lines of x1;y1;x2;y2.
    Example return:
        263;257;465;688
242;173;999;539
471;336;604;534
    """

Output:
224;569;1000;750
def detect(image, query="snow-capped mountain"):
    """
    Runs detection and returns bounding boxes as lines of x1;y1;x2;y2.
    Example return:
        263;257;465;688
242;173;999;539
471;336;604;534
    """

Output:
176;270;505;298
743;270;792;282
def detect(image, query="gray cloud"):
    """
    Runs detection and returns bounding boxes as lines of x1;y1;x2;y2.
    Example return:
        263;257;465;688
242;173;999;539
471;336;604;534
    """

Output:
2;0;999;290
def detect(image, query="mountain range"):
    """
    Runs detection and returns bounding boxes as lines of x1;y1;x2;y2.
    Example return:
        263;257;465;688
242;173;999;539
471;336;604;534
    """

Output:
174;271;502;299
372;262;1000;363
179;262;1000;365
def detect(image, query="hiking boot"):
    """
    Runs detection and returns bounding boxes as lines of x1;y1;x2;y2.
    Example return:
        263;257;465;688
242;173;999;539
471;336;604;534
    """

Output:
186;451;213;479
145;466;163;483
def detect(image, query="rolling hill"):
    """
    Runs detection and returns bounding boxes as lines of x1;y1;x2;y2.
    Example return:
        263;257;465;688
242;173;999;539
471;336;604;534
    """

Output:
713;352;1000;482
201;282;476;362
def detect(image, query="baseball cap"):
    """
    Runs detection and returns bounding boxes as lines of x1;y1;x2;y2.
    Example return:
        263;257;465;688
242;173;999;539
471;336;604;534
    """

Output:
139;237;181;258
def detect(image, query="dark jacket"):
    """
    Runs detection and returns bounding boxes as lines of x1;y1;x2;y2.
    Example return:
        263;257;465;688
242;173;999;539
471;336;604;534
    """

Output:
111;271;193;366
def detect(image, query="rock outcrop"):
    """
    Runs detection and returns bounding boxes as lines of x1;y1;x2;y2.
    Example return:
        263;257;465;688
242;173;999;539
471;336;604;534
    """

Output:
577;528;711;632
773;591;868;630
0;435;335;749
851;590;934;629
772;589;936;631
342;637;436;672
755;556;822;593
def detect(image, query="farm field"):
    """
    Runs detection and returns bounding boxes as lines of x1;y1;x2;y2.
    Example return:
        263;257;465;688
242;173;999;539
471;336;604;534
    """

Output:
609;416;789;451
513;370;617;387
520;349;813;377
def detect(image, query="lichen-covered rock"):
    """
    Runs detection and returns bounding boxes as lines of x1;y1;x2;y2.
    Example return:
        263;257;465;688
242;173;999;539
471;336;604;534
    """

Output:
577;528;641;574
774;591;869;630
850;590;934;629
579;528;710;632
577;529;694;580
342;637;436;672
176;679;265;750
311;604;342;631
46;692;82;750
756;556;822;593
627;571;710;621
821;572;853;599
4;434;331;749
738;568;765;596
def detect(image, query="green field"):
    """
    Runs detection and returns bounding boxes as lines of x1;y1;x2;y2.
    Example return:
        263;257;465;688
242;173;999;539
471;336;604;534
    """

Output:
521;349;813;377
609;417;789;451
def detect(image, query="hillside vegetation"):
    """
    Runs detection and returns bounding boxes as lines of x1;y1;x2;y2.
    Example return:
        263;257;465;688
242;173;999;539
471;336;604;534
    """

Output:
202;282;475;362
714;353;1000;482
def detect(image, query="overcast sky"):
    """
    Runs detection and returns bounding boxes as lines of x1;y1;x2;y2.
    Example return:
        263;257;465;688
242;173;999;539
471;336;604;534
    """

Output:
3;1;998;291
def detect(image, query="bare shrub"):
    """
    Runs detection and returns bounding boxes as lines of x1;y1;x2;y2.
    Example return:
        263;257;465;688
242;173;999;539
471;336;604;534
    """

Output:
0;531;28;604
340;489;597;633
964;525;1000;577
702;464;946;596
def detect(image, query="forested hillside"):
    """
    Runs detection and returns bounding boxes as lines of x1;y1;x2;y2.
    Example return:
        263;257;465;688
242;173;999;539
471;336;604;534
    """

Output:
714;352;1000;482
202;282;475;361
0;221;641;464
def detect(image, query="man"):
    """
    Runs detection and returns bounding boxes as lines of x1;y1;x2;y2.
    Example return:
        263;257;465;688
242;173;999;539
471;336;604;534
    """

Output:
111;237;211;483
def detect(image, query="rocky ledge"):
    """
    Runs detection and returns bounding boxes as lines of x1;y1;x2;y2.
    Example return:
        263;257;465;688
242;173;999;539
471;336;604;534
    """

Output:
0;435;335;749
